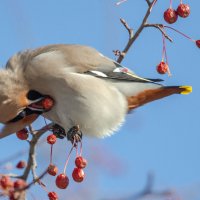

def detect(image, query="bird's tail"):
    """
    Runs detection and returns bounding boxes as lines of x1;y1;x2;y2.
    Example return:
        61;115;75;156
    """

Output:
127;85;192;110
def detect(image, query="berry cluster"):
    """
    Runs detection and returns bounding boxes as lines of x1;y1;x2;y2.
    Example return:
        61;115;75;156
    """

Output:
164;0;190;24
0;173;27;199
45;134;87;199
156;0;199;75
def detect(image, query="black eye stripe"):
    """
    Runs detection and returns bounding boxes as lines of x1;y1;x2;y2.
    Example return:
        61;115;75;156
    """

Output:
8;110;26;123
27;90;44;101
7;108;43;123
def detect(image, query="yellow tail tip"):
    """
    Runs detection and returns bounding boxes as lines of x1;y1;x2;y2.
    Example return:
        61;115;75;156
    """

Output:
179;86;192;95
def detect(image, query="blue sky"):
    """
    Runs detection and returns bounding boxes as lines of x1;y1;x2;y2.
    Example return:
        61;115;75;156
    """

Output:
0;1;199;200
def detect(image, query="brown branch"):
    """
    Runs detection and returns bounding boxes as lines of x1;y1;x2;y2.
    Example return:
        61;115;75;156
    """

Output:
18;169;48;192
11;123;54;200
117;0;157;63
103;172;180;200
20;123;53;181
120;18;133;39
144;23;173;42
145;0;151;6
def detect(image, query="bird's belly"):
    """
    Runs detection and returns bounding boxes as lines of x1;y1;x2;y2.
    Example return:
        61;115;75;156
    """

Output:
43;75;128;138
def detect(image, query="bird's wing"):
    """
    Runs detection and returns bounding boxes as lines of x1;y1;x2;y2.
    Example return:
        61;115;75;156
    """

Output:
6;44;162;84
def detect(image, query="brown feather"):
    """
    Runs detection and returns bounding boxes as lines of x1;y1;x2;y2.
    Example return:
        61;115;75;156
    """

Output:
127;87;185;111
0;114;38;139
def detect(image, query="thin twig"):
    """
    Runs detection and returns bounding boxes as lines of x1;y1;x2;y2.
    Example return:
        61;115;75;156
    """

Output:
117;0;157;63
144;23;173;42
120;18;134;39
18;169;48;192
0;173;19;178
145;0;151;6
102;173;180;200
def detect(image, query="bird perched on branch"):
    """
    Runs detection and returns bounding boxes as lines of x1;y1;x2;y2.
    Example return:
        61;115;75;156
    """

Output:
0;44;192;139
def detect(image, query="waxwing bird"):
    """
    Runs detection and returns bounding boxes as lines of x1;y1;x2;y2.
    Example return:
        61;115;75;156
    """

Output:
0;44;192;139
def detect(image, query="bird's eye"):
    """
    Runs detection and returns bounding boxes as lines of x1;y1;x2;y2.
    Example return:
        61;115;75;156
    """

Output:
27;90;44;101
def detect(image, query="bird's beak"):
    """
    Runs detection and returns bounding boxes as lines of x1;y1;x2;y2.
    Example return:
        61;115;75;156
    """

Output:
27;97;46;112
0;114;39;139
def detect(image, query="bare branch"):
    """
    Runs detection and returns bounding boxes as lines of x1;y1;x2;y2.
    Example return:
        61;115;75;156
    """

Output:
145;0;151;6
144;23;173;42
120;18;134;39
102;173;180;200
20;123;54;181
18;169;48;192
117;0;157;63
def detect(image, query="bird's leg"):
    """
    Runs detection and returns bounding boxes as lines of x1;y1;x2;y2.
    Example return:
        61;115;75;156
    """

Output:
67;125;82;145
51;124;82;145
52;124;66;139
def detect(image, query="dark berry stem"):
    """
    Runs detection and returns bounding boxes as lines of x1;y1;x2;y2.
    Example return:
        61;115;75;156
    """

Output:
164;25;195;42
63;144;75;174
170;0;173;8
37;180;49;193
162;33;166;61
50;145;53;164
162;31;171;76
79;141;83;157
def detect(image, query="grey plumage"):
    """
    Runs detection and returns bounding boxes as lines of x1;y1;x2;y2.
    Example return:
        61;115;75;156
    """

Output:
0;44;191;139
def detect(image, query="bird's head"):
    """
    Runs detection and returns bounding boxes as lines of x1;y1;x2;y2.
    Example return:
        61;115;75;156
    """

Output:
0;70;47;138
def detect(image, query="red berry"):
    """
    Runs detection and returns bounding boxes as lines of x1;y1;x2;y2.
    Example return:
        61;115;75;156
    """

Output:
48;164;58;176
16;161;26;169
164;8;178;24
156;62;169;74
177;4;190;18
13;179;26;190
55;174;69;189
75;156;87;169
0;176;13;189
48;192;58;200
72;168;85;183
42;97;54;110
196;40;200;48
16;129;29;140
47;134;57;145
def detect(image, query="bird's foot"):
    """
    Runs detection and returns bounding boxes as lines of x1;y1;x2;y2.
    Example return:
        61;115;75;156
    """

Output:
52;124;66;139
67;125;82;146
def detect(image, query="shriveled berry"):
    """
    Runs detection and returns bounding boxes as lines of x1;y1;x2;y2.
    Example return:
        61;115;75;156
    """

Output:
196;40;200;48
177;4;190;18
48;164;58;176
42;97;54;111
47;134;57;145
16;161;26;169
156;62;169;74
48;192;58;200
16;129;29;140
164;8;178;24
14;179;26;190
0;176;13;189
72;168;85;183
75;156;87;169
55;173;69;189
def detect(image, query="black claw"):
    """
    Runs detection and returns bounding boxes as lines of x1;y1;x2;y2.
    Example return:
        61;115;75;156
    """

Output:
52;124;66;139
67;125;82;144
